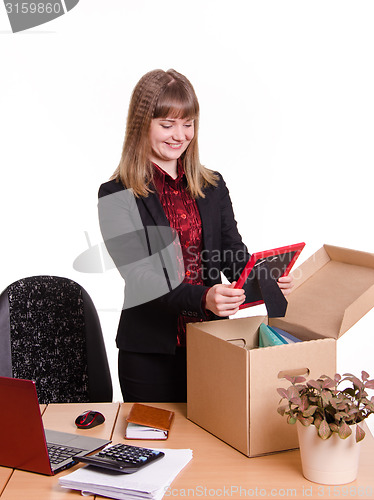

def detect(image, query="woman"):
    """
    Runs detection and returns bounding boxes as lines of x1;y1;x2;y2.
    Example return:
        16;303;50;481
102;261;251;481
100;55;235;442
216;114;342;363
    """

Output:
98;69;293;402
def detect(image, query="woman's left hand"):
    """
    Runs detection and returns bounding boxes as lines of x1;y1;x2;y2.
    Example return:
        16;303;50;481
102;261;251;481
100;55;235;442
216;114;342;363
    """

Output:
278;275;294;296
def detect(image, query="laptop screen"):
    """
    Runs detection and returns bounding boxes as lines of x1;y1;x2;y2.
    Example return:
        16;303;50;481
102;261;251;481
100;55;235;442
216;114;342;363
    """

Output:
0;377;111;475
0;376;52;474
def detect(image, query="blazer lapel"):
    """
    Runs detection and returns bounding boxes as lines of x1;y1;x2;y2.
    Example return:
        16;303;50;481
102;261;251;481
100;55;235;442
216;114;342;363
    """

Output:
137;192;170;227
137;189;214;253
196;195;213;252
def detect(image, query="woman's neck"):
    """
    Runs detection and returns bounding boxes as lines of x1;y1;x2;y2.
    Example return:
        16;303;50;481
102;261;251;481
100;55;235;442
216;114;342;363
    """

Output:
150;157;178;179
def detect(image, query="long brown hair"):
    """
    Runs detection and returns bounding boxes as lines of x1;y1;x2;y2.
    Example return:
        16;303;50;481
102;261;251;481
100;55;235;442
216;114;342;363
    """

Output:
112;69;218;198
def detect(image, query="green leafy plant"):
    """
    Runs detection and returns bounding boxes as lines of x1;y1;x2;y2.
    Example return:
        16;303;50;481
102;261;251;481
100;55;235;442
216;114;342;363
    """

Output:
277;371;374;442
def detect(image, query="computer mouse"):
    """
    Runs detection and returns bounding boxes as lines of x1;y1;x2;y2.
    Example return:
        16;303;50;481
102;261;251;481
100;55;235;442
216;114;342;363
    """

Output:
75;410;105;429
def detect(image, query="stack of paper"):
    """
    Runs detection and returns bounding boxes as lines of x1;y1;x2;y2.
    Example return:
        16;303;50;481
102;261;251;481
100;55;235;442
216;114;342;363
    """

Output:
59;448;193;500
126;422;168;440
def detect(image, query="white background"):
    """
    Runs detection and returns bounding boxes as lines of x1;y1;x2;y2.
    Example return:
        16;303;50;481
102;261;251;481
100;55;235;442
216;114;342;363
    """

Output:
0;0;373;403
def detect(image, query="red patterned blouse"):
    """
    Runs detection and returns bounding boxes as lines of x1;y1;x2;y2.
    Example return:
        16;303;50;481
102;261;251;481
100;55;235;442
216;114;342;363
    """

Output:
152;162;205;347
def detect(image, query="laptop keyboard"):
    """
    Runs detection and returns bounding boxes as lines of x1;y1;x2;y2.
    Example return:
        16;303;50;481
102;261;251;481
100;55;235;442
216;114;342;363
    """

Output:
47;443;84;465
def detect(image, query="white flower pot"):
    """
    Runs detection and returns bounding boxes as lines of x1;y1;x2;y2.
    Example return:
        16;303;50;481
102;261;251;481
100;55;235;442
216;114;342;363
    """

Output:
296;421;362;485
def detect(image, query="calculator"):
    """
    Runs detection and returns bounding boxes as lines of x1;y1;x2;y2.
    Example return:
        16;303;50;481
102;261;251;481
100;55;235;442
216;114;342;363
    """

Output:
76;443;165;473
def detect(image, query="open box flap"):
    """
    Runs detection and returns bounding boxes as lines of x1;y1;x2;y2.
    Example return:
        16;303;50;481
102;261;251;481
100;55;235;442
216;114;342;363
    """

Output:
276;245;374;340
339;284;374;337
291;246;330;291
324;244;374;268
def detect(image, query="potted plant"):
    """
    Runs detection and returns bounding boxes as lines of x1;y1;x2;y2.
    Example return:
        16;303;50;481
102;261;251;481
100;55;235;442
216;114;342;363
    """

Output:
277;371;374;485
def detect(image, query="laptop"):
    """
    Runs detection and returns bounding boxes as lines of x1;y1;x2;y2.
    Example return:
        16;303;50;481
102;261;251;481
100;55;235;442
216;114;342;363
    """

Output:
0;376;111;475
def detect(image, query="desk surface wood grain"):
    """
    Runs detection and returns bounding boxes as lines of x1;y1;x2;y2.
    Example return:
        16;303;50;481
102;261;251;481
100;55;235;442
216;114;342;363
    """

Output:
1;402;373;500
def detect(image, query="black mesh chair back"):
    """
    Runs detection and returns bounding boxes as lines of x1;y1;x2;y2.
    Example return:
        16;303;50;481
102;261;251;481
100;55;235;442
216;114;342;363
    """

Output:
0;276;112;403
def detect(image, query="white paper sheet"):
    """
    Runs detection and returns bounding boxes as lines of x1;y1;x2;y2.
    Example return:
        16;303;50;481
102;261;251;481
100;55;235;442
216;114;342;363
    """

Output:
59;448;193;500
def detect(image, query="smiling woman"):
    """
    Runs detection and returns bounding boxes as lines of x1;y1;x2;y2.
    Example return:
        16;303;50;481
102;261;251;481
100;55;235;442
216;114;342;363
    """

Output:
149;117;195;177
98;68;293;403
111;69;217;199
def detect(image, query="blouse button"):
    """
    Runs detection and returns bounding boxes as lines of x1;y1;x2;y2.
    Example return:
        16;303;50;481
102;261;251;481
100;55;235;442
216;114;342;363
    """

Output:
180;213;187;219
174;190;179;195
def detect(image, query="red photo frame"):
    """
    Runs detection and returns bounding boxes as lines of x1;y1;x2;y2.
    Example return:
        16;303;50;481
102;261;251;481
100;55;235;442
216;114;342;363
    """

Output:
235;242;305;309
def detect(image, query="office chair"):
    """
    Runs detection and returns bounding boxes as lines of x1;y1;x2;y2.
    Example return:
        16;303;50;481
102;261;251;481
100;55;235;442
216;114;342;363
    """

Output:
0;275;113;404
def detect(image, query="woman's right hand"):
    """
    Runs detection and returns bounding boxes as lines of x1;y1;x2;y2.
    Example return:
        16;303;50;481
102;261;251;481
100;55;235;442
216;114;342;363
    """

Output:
205;282;245;317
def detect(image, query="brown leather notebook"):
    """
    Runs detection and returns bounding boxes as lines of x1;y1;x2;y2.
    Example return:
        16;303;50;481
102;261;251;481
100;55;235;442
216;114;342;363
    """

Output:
125;403;175;440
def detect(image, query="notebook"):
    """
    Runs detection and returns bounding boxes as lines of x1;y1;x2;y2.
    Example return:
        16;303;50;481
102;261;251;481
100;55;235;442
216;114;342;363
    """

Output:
0;376;111;475
125;403;175;440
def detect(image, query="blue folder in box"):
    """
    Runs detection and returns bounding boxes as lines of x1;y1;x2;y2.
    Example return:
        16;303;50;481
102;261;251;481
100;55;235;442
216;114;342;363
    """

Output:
259;324;287;347
269;326;302;344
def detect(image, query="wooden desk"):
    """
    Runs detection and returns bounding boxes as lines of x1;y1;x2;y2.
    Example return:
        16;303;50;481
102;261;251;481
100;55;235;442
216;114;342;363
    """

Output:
1;403;373;499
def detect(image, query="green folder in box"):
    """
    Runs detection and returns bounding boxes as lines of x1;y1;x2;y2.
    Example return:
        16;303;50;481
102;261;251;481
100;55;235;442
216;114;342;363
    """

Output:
259;323;287;348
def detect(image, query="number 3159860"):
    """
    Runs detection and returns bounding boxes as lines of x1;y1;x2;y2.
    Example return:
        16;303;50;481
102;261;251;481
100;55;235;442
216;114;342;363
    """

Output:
5;3;62;14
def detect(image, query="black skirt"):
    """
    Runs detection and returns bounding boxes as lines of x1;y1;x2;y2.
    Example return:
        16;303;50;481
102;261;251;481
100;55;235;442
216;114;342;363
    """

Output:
118;347;187;402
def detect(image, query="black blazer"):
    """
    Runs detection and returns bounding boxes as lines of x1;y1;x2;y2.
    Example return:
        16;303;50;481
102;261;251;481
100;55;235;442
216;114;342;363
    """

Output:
98;172;249;354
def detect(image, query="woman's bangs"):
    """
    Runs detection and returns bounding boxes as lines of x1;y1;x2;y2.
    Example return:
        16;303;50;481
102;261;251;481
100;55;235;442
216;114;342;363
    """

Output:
153;84;198;120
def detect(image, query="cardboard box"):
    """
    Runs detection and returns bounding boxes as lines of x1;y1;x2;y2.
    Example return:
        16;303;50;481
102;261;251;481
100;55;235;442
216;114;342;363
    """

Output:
187;245;374;457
